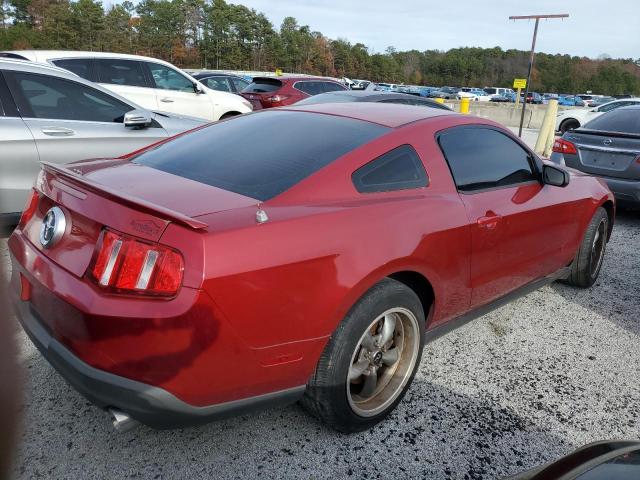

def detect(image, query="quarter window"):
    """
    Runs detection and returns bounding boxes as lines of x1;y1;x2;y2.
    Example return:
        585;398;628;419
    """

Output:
438;127;537;192
51;59;94;81
202;77;231;92
352;145;428;193
95;59;148;87
7;72;131;123
147;63;194;92
231;78;250;91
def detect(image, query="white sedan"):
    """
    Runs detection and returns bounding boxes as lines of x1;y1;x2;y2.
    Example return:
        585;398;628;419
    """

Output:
555;98;640;133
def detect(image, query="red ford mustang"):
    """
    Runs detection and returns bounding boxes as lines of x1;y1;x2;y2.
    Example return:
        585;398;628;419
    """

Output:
9;103;614;433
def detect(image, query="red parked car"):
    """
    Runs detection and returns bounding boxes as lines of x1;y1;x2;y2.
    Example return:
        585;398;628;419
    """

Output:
239;75;346;109
9;103;614;433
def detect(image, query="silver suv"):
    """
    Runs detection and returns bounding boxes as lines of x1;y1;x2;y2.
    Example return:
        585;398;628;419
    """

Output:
0;59;206;224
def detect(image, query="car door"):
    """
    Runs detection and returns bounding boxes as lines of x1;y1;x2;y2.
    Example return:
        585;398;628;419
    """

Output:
4;70;169;166
0;71;40;215
437;126;581;308
93;58;159;112
144;62;214;120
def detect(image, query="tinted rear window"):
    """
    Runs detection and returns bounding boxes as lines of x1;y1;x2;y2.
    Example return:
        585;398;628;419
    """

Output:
52;59;93;80
583;108;640;134
134;110;389;201
242;78;282;93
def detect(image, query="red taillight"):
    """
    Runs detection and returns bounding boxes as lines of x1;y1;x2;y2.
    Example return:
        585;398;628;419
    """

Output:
266;94;290;103
90;229;184;297
18;190;40;228
552;138;578;155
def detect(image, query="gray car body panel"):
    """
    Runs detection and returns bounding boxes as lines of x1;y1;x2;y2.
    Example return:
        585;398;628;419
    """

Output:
0;59;205;218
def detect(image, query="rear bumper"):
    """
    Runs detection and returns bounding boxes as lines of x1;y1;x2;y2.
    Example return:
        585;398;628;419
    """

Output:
601;176;640;205
548;154;640;205
13;295;304;429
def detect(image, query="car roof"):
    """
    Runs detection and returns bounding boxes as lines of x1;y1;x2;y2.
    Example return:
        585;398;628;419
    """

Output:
1;50;180;68
192;72;246;79
282;102;456;128
0;57;72;75
252;75;342;83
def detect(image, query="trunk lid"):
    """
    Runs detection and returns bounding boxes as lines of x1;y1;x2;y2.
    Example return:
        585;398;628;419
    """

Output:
23;159;258;277
563;130;640;180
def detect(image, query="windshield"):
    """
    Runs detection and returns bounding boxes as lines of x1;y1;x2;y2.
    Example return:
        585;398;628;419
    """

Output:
134;110;390;201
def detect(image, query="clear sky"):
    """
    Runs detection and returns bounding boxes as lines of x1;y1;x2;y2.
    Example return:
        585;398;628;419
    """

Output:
228;0;640;59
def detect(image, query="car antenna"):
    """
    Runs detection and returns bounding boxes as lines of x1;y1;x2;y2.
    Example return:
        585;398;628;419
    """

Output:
256;203;269;224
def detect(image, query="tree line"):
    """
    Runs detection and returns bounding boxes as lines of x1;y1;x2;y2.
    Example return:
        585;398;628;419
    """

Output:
1;0;639;94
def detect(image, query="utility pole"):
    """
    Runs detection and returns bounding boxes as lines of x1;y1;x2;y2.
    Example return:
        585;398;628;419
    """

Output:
509;14;569;137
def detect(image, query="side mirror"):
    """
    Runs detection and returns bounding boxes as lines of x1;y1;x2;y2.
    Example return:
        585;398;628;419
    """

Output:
123;109;152;129
543;164;570;187
194;82;206;95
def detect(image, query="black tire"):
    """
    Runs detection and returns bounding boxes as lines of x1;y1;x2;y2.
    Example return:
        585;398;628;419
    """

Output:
566;207;609;288
219;111;240;120
301;278;425;433
560;118;580;133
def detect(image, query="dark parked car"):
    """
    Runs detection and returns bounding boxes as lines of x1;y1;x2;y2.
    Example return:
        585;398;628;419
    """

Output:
551;105;640;206
526;92;543;104
294;90;452;110
10;103;613;434
190;72;250;94
506;440;640;479
240;76;346;109
430;86;460;99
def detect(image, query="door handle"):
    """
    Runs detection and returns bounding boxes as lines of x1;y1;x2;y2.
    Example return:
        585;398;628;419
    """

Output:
160;98;174;103
41;127;75;136
477;212;502;230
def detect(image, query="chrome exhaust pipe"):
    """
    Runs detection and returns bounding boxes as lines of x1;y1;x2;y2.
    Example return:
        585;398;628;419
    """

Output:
109;408;140;433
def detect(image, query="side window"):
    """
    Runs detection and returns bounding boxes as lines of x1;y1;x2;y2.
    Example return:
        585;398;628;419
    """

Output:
352;145;428;193
147;63;194;92
203;77;231;92
0;72;17;117
231;78;250;91
321;81;345;93
51;59;94;81
295;81;320;95
438;127;537;192
95;59;148;87
6;71;131;123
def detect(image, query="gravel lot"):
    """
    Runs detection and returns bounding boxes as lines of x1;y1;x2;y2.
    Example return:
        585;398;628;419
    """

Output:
2;209;639;480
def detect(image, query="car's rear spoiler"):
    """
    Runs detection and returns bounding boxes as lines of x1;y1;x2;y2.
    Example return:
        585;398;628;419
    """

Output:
40;161;208;230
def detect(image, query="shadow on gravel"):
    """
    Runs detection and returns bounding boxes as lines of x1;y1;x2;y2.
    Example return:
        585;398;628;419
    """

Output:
15;347;572;480
550;208;640;336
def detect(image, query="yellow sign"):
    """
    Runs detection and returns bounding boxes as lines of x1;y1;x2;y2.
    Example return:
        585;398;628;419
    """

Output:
275;68;283;76
513;78;527;89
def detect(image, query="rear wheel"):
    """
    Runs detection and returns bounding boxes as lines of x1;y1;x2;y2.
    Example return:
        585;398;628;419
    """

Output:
301;279;425;433
560;118;580;133
219;111;240;120
566;207;609;288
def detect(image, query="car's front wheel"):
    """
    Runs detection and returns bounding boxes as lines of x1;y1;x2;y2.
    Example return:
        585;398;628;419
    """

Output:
302;279;425;433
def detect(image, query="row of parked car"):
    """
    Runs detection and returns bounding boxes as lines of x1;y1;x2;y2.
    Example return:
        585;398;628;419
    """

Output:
0;50;457;222
1;49;639;222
